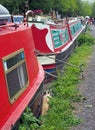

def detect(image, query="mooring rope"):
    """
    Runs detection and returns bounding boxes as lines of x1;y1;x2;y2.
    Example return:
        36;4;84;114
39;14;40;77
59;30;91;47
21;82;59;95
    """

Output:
36;50;83;69
48;55;80;68
44;71;58;78
35;50;84;78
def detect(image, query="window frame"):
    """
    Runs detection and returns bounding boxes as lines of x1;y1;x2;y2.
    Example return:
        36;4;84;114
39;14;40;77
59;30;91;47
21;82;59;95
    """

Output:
2;49;29;104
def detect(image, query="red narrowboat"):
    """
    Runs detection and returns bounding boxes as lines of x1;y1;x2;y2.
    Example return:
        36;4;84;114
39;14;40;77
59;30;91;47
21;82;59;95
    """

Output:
0;5;44;129
28;16;85;81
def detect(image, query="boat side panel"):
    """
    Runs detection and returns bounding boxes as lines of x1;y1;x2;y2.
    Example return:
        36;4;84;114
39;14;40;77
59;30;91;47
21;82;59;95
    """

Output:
69;20;82;39
0;26;44;129
31;24;53;53
50;24;71;52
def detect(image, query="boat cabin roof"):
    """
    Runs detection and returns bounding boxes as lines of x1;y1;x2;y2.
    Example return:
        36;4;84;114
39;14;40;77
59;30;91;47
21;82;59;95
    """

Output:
0;22;28;35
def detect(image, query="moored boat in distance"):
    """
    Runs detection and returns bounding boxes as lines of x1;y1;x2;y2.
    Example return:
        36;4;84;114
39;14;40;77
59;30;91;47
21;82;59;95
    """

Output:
27;14;85;82
0;5;44;129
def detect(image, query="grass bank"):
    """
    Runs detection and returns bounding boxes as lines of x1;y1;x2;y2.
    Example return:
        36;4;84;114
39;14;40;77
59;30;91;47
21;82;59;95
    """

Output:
39;32;95;130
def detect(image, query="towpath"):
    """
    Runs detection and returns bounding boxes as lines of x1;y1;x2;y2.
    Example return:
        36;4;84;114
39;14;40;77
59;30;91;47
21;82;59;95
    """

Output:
72;25;95;130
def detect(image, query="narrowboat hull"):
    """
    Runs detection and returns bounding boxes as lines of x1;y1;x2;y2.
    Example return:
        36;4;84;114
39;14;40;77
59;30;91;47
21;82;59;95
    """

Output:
0;23;44;129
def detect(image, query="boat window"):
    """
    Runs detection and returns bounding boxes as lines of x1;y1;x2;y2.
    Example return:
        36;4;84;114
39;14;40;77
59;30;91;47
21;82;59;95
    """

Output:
73;26;76;33
70;24;77;36
64;29;69;42
12;15;24;24
3;49;28;103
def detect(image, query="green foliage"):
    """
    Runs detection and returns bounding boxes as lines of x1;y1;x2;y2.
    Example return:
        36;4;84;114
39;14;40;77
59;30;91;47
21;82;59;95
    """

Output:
80;2;92;16
0;0;94;17
76;32;95;46
91;2;95;16
1;0;25;14
76;0;83;16
39;32;95;130
18;107;40;130
29;0;54;14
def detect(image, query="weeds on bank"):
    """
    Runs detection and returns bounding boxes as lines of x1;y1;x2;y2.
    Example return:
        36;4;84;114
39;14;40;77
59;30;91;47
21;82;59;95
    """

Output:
18;32;95;130
18;107;40;130
39;32;95;130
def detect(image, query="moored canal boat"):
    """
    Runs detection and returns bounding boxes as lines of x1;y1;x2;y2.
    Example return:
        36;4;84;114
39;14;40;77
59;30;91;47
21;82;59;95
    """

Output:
28;15;84;81
0;4;44;129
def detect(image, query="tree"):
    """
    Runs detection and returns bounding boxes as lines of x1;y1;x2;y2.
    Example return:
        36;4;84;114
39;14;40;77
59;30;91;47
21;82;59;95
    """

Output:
0;0;92;17
29;0;54;14
91;2;95;17
54;0;77;17
0;0;25;14
81;2;92;16
75;0;83;16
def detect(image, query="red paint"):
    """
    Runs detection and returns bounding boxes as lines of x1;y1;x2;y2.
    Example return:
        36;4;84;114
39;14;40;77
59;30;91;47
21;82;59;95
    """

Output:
31;24;52;53
43;64;56;70
0;23;44;129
